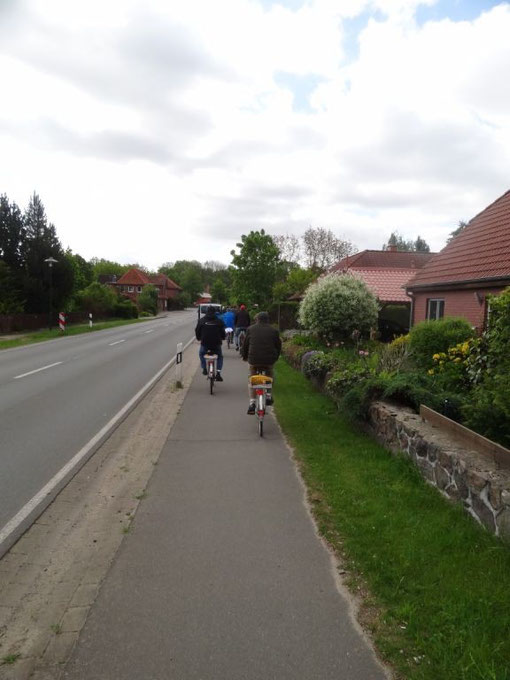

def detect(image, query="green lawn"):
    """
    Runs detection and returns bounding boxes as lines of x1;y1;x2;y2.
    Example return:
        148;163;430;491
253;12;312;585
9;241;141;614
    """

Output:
274;359;510;680
0;317;155;350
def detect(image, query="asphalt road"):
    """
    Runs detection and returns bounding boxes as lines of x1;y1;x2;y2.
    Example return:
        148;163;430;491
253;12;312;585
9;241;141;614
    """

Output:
0;311;196;538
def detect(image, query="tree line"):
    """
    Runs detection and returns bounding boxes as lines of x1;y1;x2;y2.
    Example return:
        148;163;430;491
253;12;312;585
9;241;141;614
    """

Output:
0;190;437;319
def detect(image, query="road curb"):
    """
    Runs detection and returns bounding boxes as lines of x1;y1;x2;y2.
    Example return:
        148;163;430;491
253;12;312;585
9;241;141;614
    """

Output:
0;336;196;559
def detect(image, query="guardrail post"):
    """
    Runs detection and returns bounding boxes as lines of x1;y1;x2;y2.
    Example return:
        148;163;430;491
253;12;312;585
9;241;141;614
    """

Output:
89;313;93;329
175;342;183;388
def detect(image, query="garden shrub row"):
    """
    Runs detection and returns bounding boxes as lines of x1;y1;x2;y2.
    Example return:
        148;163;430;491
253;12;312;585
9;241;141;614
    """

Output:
284;293;510;447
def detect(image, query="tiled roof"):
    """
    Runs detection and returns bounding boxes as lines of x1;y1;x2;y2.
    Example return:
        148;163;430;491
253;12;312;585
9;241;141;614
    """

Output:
346;268;415;303
330;250;434;272
150;274;182;291
407;189;510;289
116;268;151;285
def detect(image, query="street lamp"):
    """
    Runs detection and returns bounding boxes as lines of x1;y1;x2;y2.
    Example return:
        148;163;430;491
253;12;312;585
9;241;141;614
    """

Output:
44;257;58;330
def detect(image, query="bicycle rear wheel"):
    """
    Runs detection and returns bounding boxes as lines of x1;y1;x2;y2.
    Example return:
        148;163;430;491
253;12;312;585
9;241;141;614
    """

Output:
258;418;263;437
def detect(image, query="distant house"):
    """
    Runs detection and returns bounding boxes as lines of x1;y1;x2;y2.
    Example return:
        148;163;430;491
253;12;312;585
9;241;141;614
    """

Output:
406;189;510;331
112;268;182;312
328;247;435;338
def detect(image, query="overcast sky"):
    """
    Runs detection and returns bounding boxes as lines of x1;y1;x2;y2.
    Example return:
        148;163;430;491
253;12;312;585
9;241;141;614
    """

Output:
1;0;509;270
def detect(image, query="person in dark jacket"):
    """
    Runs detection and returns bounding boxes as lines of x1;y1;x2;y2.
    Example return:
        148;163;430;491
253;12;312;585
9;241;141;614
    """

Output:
195;306;226;381
234;304;250;350
241;311;281;414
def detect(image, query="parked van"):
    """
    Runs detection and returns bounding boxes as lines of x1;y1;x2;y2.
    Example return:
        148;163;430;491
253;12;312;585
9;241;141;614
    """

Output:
197;303;222;319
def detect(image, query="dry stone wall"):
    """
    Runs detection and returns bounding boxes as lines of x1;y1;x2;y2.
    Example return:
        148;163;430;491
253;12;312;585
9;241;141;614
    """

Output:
282;343;510;541
368;402;510;540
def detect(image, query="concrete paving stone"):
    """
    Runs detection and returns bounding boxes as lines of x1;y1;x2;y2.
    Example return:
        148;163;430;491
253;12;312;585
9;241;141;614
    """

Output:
10;563;44;587
62;351;388;680
29;667;62;680
42;633;78;665
69;585;98;608
0;657;36;680
0;555;25;574
60;608;89;634
0;584;31;608
0;605;14;628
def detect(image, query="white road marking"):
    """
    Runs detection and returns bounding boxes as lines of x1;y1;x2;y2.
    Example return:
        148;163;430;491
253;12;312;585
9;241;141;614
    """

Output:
109;339;126;346
144;330;154;334
0;335;196;555
14;362;63;380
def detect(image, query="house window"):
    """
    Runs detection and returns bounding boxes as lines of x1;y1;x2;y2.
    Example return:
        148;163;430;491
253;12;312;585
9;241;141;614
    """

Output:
427;298;444;320
128;286;134;293
137;286;142;293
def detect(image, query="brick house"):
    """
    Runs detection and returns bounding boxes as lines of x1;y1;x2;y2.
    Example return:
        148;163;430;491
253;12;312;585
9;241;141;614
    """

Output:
406;189;510;331
112;268;182;312
328;248;435;337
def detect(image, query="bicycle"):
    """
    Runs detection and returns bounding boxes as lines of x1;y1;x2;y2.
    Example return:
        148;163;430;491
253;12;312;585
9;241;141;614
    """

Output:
248;372;273;437
225;327;233;349
238;328;247;354
204;352;218;395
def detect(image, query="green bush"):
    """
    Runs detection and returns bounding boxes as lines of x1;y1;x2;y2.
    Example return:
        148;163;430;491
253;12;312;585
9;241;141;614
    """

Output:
138;285;158;316
298;274;379;341
139;310;153;318
325;362;373;401
76;282;117;317
302;351;337;380
408;317;474;368
340;376;387;420
113;300;138;319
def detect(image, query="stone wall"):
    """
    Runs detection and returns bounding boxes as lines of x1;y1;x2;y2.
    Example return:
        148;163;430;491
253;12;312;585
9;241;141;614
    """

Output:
281;343;510;541
368;401;510;540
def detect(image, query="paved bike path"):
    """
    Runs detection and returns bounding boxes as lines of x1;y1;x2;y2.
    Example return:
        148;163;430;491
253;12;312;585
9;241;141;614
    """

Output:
63;346;388;679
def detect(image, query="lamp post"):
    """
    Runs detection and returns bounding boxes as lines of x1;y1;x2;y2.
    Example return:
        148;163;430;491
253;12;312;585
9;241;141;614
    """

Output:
44;257;58;330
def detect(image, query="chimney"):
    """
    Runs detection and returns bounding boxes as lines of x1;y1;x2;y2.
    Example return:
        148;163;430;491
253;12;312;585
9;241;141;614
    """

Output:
387;244;398;252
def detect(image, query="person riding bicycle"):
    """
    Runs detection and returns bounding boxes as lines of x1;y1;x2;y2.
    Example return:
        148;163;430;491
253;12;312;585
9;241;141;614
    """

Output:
241;311;281;414
234;304;250;351
221;307;235;332
195;305;226;381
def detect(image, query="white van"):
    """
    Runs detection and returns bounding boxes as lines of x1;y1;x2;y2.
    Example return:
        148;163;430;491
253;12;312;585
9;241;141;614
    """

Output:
197;303;222;320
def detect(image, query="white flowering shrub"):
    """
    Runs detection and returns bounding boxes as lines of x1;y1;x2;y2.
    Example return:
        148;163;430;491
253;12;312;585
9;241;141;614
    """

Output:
298;274;379;340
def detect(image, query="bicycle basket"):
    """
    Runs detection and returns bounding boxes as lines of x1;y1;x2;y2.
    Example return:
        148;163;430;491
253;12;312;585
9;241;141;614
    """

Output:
249;374;273;385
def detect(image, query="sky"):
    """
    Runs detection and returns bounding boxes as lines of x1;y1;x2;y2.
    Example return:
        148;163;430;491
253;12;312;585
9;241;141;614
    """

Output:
1;0;509;270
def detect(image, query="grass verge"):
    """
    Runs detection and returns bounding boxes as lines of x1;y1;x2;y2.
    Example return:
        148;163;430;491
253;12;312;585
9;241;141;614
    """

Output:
0;317;156;350
274;359;510;680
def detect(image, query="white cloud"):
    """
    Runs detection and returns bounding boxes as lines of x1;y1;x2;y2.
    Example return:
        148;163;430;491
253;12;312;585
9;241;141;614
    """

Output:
0;0;509;269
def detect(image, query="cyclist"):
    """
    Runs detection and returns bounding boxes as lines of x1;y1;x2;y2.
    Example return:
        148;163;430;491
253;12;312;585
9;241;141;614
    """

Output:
234;304;250;351
195;305;226;381
241;311;281;414
221;307;235;330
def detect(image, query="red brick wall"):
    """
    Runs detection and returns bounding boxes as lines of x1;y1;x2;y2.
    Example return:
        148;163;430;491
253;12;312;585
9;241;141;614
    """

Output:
412;287;505;330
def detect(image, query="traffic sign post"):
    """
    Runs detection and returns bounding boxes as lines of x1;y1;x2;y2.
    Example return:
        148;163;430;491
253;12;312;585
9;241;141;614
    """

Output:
175;342;183;388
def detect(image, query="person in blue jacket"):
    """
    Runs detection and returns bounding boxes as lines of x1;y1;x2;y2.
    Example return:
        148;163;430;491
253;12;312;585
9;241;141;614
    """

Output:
221;307;235;330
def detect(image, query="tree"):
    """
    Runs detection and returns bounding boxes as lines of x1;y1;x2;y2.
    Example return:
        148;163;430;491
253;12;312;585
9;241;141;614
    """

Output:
211;279;228;304
0;194;25;271
298;274;379;340
0;261;24;313
90;258;131;281
273;234;301;265
302;227;355;272
413;235;430;252
66;249;94;295
230;229;280;307
447;220;468;244
138;284;158;315
76;282;118;317
22;193;74;313
383;231;430;252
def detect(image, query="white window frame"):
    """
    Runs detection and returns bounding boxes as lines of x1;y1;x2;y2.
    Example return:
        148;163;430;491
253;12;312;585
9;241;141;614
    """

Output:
137;286;142;293
427;298;445;320
128;285;134;293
